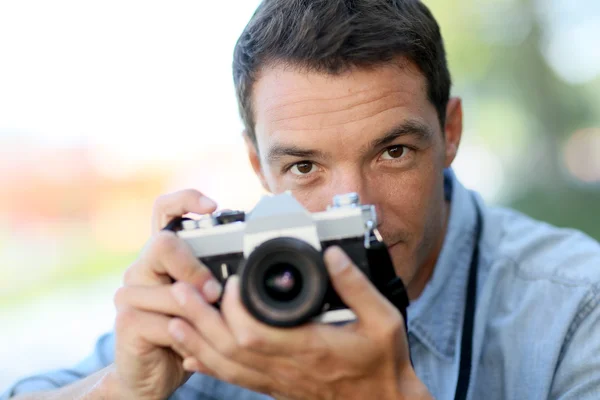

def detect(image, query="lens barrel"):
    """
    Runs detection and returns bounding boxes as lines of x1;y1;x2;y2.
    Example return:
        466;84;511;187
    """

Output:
240;237;328;327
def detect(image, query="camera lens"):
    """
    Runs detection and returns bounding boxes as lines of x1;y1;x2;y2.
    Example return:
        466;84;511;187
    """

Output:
264;263;303;302
240;237;328;327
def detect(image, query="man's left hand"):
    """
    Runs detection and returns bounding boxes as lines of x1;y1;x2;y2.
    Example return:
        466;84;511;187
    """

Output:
167;246;432;400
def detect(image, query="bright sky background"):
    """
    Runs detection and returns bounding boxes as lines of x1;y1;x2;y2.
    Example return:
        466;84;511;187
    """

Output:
0;0;261;162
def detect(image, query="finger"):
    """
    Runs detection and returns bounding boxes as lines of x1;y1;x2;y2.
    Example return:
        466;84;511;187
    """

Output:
125;231;223;301
170;281;276;370
170;336;195;360
113;284;183;315
114;307;175;349
182;357;210;374
168;317;273;394
221;276;330;356
151;189;217;234
168;324;209;373
324;246;401;328
170;282;241;356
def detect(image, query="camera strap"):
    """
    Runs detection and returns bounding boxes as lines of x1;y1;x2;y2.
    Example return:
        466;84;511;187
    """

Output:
453;193;483;400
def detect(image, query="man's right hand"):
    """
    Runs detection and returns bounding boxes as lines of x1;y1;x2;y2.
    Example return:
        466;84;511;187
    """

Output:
108;189;223;400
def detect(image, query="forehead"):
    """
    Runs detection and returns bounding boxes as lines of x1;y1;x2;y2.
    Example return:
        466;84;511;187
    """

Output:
251;58;436;150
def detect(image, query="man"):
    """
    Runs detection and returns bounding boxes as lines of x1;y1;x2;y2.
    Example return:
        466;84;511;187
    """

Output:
3;0;600;399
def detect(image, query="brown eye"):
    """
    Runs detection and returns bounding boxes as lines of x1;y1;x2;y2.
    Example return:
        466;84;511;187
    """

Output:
290;161;316;176
381;145;406;160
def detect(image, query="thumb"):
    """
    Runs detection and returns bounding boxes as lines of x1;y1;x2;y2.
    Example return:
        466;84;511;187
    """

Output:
324;246;399;327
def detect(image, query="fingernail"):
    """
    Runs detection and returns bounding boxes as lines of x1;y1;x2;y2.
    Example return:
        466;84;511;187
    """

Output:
326;246;351;275
198;197;217;210
171;285;187;306
202;279;223;301
169;321;185;342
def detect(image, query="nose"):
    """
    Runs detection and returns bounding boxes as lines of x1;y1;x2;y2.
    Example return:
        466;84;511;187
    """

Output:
330;170;364;199
337;169;388;230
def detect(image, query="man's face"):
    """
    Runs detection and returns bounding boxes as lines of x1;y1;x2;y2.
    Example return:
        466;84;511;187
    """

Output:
246;58;461;296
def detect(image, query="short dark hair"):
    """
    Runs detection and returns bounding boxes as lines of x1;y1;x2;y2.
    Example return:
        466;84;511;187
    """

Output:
233;0;451;144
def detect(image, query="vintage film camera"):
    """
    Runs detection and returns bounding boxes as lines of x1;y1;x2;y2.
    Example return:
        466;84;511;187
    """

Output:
164;192;409;328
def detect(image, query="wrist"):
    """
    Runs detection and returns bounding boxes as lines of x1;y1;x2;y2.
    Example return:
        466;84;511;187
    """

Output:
96;364;132;400
396;366;433;400
98;365;171;400
333;372;431;400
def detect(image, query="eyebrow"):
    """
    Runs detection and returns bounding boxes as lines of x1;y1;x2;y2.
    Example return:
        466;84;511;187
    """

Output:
265;144;329;164
368;119;434;150
264;119;434;164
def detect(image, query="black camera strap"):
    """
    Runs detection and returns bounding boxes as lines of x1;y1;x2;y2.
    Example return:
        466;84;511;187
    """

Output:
453;194;483;400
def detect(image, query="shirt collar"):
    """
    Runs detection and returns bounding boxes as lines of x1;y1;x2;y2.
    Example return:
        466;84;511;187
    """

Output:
406;168;479;361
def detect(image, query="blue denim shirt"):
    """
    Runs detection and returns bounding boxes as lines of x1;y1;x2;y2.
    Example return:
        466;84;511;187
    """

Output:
3;171;600;399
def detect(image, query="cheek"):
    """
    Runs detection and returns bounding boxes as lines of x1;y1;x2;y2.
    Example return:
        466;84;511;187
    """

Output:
373;162;443;249
375;167;434;221
376;169;444;277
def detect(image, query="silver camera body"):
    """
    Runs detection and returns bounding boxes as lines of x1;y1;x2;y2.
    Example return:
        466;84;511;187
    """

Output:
166;192;407;327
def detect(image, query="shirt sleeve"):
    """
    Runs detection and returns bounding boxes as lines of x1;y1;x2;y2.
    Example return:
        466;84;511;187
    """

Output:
0;331;115;399
550;284;600;399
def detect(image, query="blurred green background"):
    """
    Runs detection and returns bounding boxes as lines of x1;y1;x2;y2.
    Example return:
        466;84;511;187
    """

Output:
428;0;600;238
0;0;598;389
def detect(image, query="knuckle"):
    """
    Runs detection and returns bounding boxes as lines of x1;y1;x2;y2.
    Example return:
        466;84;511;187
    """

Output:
181;188;201;199
113;286;129;308
392;313;406;335
376;314;404;343
342;262;359;279
195;266;217;289
115;308;137;335
121;266;136;285
339;264;364;289
154;230;179;254
388;316;403;335
152;194;169;214
218;338;239;359
193;261;213;279
171;280;190;296
236;331;262;351
170;245;209;282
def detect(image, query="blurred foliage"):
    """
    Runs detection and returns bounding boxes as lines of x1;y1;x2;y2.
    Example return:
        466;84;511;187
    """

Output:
426;0;600;240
